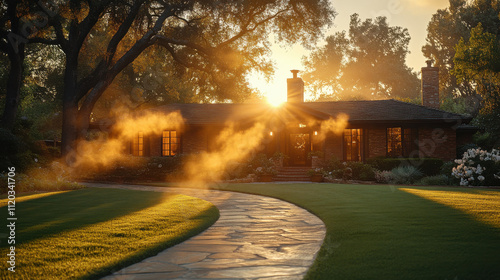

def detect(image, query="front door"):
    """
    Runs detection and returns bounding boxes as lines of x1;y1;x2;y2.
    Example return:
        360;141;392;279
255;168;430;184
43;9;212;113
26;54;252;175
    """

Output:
289;133;310;166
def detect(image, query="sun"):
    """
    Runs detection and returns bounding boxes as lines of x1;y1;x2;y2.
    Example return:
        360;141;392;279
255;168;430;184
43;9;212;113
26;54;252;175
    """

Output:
248;72;287;107
267;94;285;107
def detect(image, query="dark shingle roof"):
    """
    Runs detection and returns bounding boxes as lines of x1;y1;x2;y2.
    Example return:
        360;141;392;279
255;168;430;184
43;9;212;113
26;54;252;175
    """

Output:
152;99;471;125
303;99;469;123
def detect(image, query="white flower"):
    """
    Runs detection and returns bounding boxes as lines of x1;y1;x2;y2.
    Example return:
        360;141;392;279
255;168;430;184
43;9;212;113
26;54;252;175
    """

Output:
158;164;162;168
478;176;485;181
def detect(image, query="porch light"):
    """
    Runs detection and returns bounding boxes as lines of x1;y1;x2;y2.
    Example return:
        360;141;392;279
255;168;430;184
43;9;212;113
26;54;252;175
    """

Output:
269;131;273;136
314;131;318;136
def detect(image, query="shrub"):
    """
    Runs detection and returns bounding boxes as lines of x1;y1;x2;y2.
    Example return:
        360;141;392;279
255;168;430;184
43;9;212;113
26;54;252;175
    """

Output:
452;148;500;186
322;157;375;181
367;157;443;176
345;162;376;181
375;170;393;183
390;166;424;184
0;128;21;156
415;175;450;186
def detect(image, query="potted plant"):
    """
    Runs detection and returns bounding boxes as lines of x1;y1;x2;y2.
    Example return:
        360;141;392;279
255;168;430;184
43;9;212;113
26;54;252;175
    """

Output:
270;152;287;169
255;165;277;182
308;167;324;182
308;151;324;168
253;155;278;182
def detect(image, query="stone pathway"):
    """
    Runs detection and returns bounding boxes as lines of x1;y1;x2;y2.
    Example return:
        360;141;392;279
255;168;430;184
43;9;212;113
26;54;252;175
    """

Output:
86;183;325;280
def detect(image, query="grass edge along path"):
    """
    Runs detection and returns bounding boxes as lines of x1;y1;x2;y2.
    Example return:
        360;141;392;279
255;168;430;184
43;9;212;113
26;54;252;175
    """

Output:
201;183;500;280
0;188;219;280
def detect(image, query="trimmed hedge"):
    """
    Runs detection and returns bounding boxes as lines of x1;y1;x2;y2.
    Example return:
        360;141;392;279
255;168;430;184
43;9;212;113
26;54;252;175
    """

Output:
367;157;444;176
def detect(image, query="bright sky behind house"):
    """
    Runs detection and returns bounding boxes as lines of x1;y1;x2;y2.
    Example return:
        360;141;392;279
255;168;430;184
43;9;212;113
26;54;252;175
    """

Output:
254;0;450;105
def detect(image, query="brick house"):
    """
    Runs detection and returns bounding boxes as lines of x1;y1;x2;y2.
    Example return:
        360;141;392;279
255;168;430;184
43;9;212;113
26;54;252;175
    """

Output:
125;61;474;166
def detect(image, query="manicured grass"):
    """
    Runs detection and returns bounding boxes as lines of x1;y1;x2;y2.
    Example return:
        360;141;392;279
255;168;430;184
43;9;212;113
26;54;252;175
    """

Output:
0;188;219;280
208;183;500;280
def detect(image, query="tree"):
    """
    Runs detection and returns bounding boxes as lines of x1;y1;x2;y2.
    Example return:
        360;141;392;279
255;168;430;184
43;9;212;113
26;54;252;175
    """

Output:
422;0;500;103
1;0;60;130
39;0;335;157
454;23;500;145
303;14;419;100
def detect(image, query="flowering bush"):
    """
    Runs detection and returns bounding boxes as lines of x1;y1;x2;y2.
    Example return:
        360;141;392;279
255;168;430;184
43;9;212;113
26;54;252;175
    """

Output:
452;148;500;186
307;167;324;176
375;170;393;183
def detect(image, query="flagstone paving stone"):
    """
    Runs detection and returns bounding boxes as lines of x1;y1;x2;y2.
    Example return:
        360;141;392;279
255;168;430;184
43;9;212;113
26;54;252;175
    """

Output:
88;183;325;280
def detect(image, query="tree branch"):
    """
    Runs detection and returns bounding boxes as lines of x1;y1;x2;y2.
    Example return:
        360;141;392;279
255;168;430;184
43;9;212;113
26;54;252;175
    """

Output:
105;0;146;65
219;8;290;48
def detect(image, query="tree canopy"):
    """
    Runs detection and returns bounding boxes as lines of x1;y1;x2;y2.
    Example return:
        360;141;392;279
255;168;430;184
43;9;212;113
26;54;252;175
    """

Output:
422;0;500;100
8;0;335;156
454;23;500;144
303;13;420;101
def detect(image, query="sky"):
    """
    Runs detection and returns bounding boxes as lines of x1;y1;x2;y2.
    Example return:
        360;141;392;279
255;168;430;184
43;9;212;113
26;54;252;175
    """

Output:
254;0;450;105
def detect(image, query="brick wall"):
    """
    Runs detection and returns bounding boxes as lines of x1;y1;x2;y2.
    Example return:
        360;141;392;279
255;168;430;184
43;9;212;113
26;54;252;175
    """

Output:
182;126;209;154
421;62;440;109
323;132;342;160
418;126;456;161
367;127;387;158
148;133;162;156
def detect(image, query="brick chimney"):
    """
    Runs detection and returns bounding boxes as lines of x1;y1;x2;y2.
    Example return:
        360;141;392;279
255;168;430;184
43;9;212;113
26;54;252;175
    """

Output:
421;60;440;109
287;70;304;103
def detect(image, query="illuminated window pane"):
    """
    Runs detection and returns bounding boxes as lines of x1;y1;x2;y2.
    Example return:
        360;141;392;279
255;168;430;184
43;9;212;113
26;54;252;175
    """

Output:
162;130;180;157
132;132;144;156
344;129;363;161
387;127;417;157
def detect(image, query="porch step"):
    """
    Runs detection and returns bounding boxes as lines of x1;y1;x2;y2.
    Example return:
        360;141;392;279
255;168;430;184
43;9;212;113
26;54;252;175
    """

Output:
273;167;311;182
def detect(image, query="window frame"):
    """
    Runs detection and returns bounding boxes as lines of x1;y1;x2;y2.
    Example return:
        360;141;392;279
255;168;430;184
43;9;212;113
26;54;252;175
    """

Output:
343;128;363;162
386;127;418;157
132;132;144;156
162;130;180;156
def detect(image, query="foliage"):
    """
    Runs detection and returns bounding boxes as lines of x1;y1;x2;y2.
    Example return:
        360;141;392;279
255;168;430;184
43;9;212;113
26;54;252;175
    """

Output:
367;157;444;176
0;188;219;280
0;128;21;156
85;156;186;183
307;167;324;176
322;157;375;181
346;161;376;181
250;153;278;176
453;23;500;144
452;148;500;186
422;0;500;102
374;170;393;184
303;13;420;100
415;175;450;186
389;165;424;185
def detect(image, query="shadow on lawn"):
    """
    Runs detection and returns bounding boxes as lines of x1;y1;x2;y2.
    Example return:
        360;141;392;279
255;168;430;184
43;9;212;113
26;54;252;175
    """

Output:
216;183;500;280
81;205;219;280
0;188;168;247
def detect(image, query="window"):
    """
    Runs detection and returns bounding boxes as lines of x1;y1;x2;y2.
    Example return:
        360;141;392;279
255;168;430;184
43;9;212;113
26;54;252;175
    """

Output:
344;129;363;161
387;127;417;157
132;132;144;156
162;130;180;156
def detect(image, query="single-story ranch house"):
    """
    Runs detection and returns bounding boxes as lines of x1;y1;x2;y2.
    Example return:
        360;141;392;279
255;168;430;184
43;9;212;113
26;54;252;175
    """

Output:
117;61;475;167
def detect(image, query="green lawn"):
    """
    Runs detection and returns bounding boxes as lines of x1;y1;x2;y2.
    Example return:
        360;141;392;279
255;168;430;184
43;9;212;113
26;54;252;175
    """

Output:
0;188;219;280
206;183;500;280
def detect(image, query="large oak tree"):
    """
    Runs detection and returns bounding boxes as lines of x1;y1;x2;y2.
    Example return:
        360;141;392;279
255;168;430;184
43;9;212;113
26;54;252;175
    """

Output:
36;0;335;157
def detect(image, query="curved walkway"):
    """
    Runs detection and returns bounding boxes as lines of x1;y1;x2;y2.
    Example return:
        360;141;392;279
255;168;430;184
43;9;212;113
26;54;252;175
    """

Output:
87;183;326;280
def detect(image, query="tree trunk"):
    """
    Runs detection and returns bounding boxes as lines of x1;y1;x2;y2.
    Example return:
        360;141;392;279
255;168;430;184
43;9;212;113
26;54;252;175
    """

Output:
61;54;79;159
1;43;25;130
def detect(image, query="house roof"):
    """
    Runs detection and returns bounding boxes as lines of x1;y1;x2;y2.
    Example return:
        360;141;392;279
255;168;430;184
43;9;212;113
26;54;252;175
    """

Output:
151;99;471;126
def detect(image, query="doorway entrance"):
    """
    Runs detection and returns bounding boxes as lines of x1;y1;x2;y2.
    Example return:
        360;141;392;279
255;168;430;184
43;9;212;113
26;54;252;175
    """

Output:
288;133;311;166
